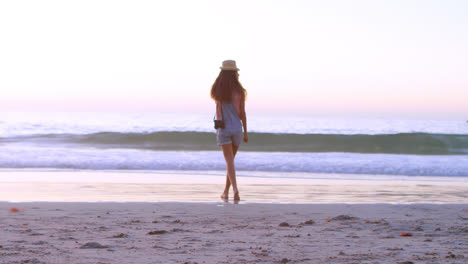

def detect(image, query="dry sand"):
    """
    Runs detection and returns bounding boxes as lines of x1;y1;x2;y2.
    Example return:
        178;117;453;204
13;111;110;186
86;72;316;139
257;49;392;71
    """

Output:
1;202;467;264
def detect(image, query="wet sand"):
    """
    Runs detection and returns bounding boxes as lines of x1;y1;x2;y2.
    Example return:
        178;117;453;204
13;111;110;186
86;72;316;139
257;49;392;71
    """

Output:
0;170;467;203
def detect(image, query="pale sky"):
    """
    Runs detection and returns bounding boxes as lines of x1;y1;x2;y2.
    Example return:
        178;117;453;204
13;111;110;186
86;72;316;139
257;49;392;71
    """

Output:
0;0;467;117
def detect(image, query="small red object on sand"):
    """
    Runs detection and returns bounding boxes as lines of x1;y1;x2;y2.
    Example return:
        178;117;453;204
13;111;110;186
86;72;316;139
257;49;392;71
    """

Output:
9;207;23;213
326;217;331;222
400;232;413;237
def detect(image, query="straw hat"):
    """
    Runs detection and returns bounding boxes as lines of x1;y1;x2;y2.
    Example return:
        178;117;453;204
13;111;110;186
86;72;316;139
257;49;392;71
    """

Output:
220;60;239;71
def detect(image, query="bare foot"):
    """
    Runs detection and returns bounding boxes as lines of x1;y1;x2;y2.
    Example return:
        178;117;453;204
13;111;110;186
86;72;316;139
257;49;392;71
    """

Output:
234;192;240;201
220;192;229;200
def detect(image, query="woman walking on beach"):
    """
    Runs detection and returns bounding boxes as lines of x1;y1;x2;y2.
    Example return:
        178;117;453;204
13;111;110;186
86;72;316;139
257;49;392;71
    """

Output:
211;60;248;201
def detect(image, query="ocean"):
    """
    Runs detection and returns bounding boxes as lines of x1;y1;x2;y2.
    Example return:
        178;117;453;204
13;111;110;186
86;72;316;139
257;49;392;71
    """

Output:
1;111;467;179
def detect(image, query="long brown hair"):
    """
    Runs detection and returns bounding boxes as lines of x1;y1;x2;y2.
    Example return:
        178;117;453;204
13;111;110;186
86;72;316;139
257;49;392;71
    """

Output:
211;70;247;103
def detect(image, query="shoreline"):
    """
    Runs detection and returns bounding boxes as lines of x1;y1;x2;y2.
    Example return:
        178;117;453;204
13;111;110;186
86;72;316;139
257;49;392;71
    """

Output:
0;170;467;203
2;169;467;184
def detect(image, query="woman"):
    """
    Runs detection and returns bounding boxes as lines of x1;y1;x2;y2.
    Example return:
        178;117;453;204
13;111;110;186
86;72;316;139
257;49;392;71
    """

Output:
211;60;248;201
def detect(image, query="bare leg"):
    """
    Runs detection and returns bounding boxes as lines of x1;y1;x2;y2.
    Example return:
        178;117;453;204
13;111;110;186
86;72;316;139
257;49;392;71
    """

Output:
220;144;240;200
221;144;238;200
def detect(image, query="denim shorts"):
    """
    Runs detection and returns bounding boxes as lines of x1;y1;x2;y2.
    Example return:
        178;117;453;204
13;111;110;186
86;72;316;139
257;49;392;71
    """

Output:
217;129;243;146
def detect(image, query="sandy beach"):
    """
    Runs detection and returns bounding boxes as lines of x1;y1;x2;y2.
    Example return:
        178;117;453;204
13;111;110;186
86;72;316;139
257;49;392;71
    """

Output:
0;202;467;264
1;170;467;263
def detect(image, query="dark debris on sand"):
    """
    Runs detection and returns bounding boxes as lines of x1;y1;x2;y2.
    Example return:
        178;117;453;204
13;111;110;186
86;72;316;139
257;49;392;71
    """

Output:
147;230;168;235
112;233;128;238
448;226;468;233
20;258;44;264
80;242;108;249
446;251;464;259
331;215;359;221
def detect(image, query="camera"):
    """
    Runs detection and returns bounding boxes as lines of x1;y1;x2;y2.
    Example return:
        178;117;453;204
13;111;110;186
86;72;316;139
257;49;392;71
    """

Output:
214;120;225;129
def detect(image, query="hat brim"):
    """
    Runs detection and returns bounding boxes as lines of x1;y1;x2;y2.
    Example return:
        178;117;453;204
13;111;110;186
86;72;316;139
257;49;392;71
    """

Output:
220;67;240;71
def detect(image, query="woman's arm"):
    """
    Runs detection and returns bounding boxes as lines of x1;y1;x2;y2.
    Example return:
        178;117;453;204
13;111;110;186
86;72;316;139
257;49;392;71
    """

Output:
216;101;222;120
240;97;248;142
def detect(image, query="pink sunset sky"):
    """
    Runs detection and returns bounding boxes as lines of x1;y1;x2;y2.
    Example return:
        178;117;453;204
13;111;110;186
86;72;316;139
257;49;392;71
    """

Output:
0;0;467;118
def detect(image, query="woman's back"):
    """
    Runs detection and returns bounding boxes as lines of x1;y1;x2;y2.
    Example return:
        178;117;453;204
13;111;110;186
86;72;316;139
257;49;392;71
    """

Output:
219;94;242;133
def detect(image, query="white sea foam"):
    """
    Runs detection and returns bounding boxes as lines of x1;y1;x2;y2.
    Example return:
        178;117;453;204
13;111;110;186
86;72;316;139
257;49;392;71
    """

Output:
1;146;467;176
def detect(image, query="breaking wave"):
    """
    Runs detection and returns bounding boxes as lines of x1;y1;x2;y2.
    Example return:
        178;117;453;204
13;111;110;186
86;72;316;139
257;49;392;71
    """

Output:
2;131;467;155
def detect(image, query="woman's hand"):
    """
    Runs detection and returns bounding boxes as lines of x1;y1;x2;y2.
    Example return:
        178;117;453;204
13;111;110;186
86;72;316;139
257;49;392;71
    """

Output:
243;133;248;143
